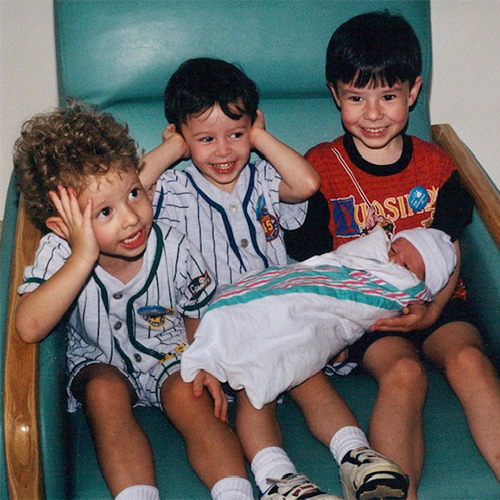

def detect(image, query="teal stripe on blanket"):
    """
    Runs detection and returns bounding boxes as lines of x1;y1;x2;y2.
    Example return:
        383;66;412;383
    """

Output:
208;265;428;312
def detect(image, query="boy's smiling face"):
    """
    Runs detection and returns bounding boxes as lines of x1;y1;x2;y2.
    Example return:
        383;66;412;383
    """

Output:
180;103;252;193
78;166;153;269
330;77;422;164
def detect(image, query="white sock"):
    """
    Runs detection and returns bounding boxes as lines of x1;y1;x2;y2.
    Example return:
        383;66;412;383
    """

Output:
210;476;254;500
251;446;297;493
329;426;370;464
115;485;160;500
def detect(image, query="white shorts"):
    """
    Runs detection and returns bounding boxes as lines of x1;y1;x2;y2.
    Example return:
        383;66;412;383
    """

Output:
67;342;186;413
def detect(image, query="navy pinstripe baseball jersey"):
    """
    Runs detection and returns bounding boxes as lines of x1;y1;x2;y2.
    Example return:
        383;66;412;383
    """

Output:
153;160;307;285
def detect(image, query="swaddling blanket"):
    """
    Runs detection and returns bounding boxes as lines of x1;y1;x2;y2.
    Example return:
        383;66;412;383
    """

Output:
181;227;433;408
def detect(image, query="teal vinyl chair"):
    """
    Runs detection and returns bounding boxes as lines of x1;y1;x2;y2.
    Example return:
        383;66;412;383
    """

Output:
2;1;500;498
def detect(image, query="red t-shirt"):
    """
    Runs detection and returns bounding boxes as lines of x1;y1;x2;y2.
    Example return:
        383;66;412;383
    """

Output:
306;134;456;250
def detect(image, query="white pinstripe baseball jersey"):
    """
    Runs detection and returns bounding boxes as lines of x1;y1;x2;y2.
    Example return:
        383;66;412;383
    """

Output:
153;159;307;285
19;222;216;382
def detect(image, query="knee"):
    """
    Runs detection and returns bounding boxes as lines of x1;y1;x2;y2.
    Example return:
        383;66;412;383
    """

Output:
161;372;194;406
445;345;492;383
160;373;208;423
75;364;132;408
378;357;428;397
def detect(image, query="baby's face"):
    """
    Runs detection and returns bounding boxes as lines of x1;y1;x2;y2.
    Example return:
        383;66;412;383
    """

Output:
388;237;425;281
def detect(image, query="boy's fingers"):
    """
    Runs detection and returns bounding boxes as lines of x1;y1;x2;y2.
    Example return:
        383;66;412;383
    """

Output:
192;373;203;397
220;393;228;422
192;372;228;422
210;385;228;422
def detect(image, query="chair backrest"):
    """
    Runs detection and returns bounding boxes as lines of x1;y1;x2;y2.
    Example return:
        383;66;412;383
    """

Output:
54;0;432;156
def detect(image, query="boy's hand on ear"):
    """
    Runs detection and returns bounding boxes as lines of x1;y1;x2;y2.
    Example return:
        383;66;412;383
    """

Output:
139;124;191;192
249;109;267;148
49;185;99;267
162;124;191;160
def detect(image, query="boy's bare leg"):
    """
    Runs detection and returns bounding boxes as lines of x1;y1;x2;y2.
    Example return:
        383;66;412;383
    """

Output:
423;321;500;481
161;372;248;489
73;364;156;498
362;337;427;500
288;371;359;445
234;391;282;461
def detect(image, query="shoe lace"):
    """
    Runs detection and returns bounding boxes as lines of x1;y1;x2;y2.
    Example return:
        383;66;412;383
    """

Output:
268;474;319;494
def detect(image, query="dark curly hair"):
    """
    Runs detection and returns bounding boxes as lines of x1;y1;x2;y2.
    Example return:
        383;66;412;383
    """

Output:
13;100;139;231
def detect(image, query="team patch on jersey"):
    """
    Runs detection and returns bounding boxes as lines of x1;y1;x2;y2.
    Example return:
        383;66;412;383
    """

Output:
188;271;212;301
256;195;279;241
137;305;175;328
331;196;360;238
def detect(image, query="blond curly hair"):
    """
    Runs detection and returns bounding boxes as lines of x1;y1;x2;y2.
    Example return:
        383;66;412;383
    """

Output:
13;100;139;231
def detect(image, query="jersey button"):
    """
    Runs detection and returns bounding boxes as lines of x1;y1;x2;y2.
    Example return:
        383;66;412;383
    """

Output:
228;202;238;214
113;321;122;330
240;238;249;248
113;292;123;300
134;354;142;362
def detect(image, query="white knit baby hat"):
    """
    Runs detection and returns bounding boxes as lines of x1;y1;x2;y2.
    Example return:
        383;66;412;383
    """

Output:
392;228;457;295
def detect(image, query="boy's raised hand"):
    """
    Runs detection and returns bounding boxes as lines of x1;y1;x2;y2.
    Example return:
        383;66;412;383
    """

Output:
249;109;267;148
192;370;229;423
248;109;320;203
162;124;191;160
139;124;191;193
48;185;100;267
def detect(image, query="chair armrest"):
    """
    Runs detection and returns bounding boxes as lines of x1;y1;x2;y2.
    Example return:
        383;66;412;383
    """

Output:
3;197;45;499
431;123;500;250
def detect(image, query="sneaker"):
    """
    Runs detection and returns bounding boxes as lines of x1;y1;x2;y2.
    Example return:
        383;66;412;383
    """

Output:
339;448;409;500
260;472;343;499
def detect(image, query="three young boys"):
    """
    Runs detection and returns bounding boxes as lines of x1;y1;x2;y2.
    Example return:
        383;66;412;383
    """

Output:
14;8;500;500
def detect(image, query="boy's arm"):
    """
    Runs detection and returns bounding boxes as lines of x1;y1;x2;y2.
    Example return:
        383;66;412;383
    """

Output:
183;316;200;345
284;190;333;260
16;255;95;343
250;110;320;203
16;186;99;343
371;240;461;332
432;170;474;241
139;125;190;192
183;315;228;422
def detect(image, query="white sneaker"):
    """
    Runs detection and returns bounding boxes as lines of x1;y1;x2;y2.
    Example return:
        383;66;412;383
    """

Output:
260;473;343;499
340;448;409;500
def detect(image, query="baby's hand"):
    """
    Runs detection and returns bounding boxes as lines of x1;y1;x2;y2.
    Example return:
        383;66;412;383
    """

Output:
162;124;191;160
192;370;228;422
49;185;99;266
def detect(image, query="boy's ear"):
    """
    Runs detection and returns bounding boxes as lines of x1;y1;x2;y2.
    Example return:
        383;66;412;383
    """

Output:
45;216;69;240
327;82;341;108
408;76;423;107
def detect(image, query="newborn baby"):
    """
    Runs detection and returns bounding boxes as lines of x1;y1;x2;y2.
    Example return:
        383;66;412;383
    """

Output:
181;226;456;408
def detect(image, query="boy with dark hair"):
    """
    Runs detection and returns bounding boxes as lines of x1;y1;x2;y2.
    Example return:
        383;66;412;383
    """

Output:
164;57;259;131
14;101;255;500
141;57;410;500
286;10;500;499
